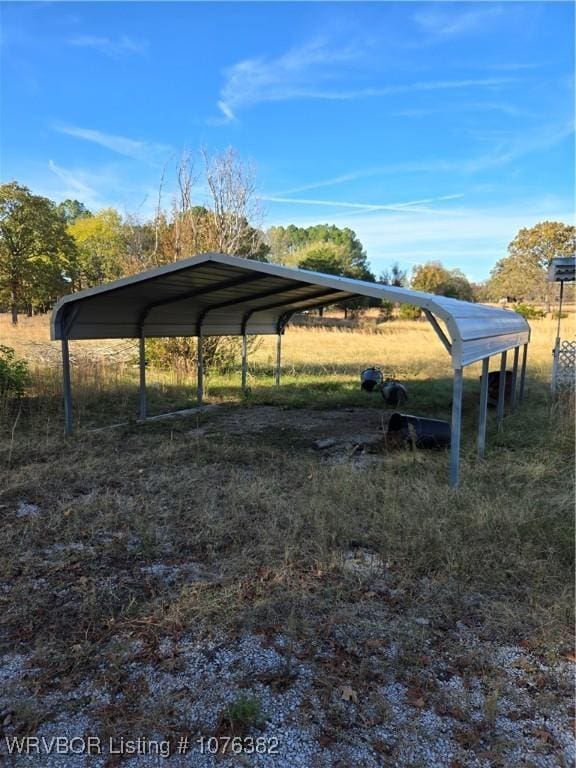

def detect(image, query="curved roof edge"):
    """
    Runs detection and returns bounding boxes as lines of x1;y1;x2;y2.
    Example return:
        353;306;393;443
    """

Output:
51;252;530;368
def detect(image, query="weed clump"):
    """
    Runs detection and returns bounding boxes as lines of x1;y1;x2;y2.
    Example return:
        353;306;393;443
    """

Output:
0;345;29;398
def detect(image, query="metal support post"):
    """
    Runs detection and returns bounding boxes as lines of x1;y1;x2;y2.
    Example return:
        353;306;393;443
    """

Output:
449;367;464;488
551;281;564;394
138;333;147;420
62;336;73;435
477;357;489;459
197;335;204;404
496;351;507;429
241;334;248;393
510;346;519;413
275;333;282;387
519;343;528;402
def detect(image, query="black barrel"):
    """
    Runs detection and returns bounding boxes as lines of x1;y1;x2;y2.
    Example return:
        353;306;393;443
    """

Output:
487;370;513;407
387;412;451;449
361;367;383;392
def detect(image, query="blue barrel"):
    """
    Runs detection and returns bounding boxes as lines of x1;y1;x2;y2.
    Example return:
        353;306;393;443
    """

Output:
387;412;451;449
361;367;383;392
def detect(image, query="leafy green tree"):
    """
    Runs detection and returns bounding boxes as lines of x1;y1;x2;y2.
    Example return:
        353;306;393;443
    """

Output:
267;223;373;280
411;261;473;301
486;221;575;310
298;243;349;276
57;199;92;225
298;240;374;316
68;208;126;289
0;181;76;324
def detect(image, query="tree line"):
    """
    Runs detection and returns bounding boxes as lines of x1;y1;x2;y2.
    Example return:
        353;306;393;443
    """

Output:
1;148;573;324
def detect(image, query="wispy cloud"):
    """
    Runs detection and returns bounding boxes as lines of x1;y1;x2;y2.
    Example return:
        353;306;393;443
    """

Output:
271;118;573;200
217;33;518;122
217;38;361;121
48;160;101;206
45;160;167;217
52;123;172;164
414;6;504;38
273;170;382;197
461;120;574;172
391;101;535;119
263;193;464;214
67;34;147;58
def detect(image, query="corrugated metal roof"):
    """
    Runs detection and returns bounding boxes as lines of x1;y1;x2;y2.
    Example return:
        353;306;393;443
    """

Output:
51;253;530;368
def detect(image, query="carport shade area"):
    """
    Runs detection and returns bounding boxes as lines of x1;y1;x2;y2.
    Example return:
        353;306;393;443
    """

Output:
51;252;531;486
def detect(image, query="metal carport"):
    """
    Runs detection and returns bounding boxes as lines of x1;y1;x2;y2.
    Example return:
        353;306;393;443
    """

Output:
51;252;531;486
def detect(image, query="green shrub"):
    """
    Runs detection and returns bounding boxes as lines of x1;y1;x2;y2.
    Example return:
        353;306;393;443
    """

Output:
145;336;262;374
0;346;30;398
226;695;265;732
399;304;422;320
551;311;568;320
379;301;394;322
514;304;545;320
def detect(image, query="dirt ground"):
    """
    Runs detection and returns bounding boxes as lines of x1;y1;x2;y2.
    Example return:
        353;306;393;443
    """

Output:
202;405;393;456
0;403;573;768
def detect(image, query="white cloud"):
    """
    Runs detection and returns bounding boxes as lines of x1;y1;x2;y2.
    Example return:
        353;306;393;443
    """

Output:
45;160;166;218
218;43;518;120
52;123;172;164
67;34;147;58
274;170;379;197
47;160;107;209
218;38;362;120
414;6;504;38
271;118;573;200
263;193;464;213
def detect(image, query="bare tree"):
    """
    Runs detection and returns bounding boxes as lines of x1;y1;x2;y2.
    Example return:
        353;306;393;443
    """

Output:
171;151;199;261
153;162;168;264
152;146;266;263
201;146;263;256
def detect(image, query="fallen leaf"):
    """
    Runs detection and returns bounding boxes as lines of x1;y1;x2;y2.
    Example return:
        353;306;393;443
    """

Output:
407;687;426;708
513;657;537;673
437;703;466;721
340;685;358;704
454;727;481;749
565;651;576;663
318;732;334;748
372;739;393;755
533;729;555;745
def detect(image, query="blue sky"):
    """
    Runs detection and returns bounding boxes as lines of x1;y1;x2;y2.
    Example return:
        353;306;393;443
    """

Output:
1;1;574;281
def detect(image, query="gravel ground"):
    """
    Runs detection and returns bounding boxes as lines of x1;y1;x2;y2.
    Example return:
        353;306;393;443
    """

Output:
1;627;573;768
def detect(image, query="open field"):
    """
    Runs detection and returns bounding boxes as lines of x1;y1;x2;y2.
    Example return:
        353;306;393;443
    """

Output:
0;312;574;767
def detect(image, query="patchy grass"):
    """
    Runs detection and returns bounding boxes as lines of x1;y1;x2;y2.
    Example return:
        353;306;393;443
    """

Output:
0;312;573;766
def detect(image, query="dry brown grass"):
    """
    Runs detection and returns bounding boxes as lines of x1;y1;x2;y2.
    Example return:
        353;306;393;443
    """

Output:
0;310;573;761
